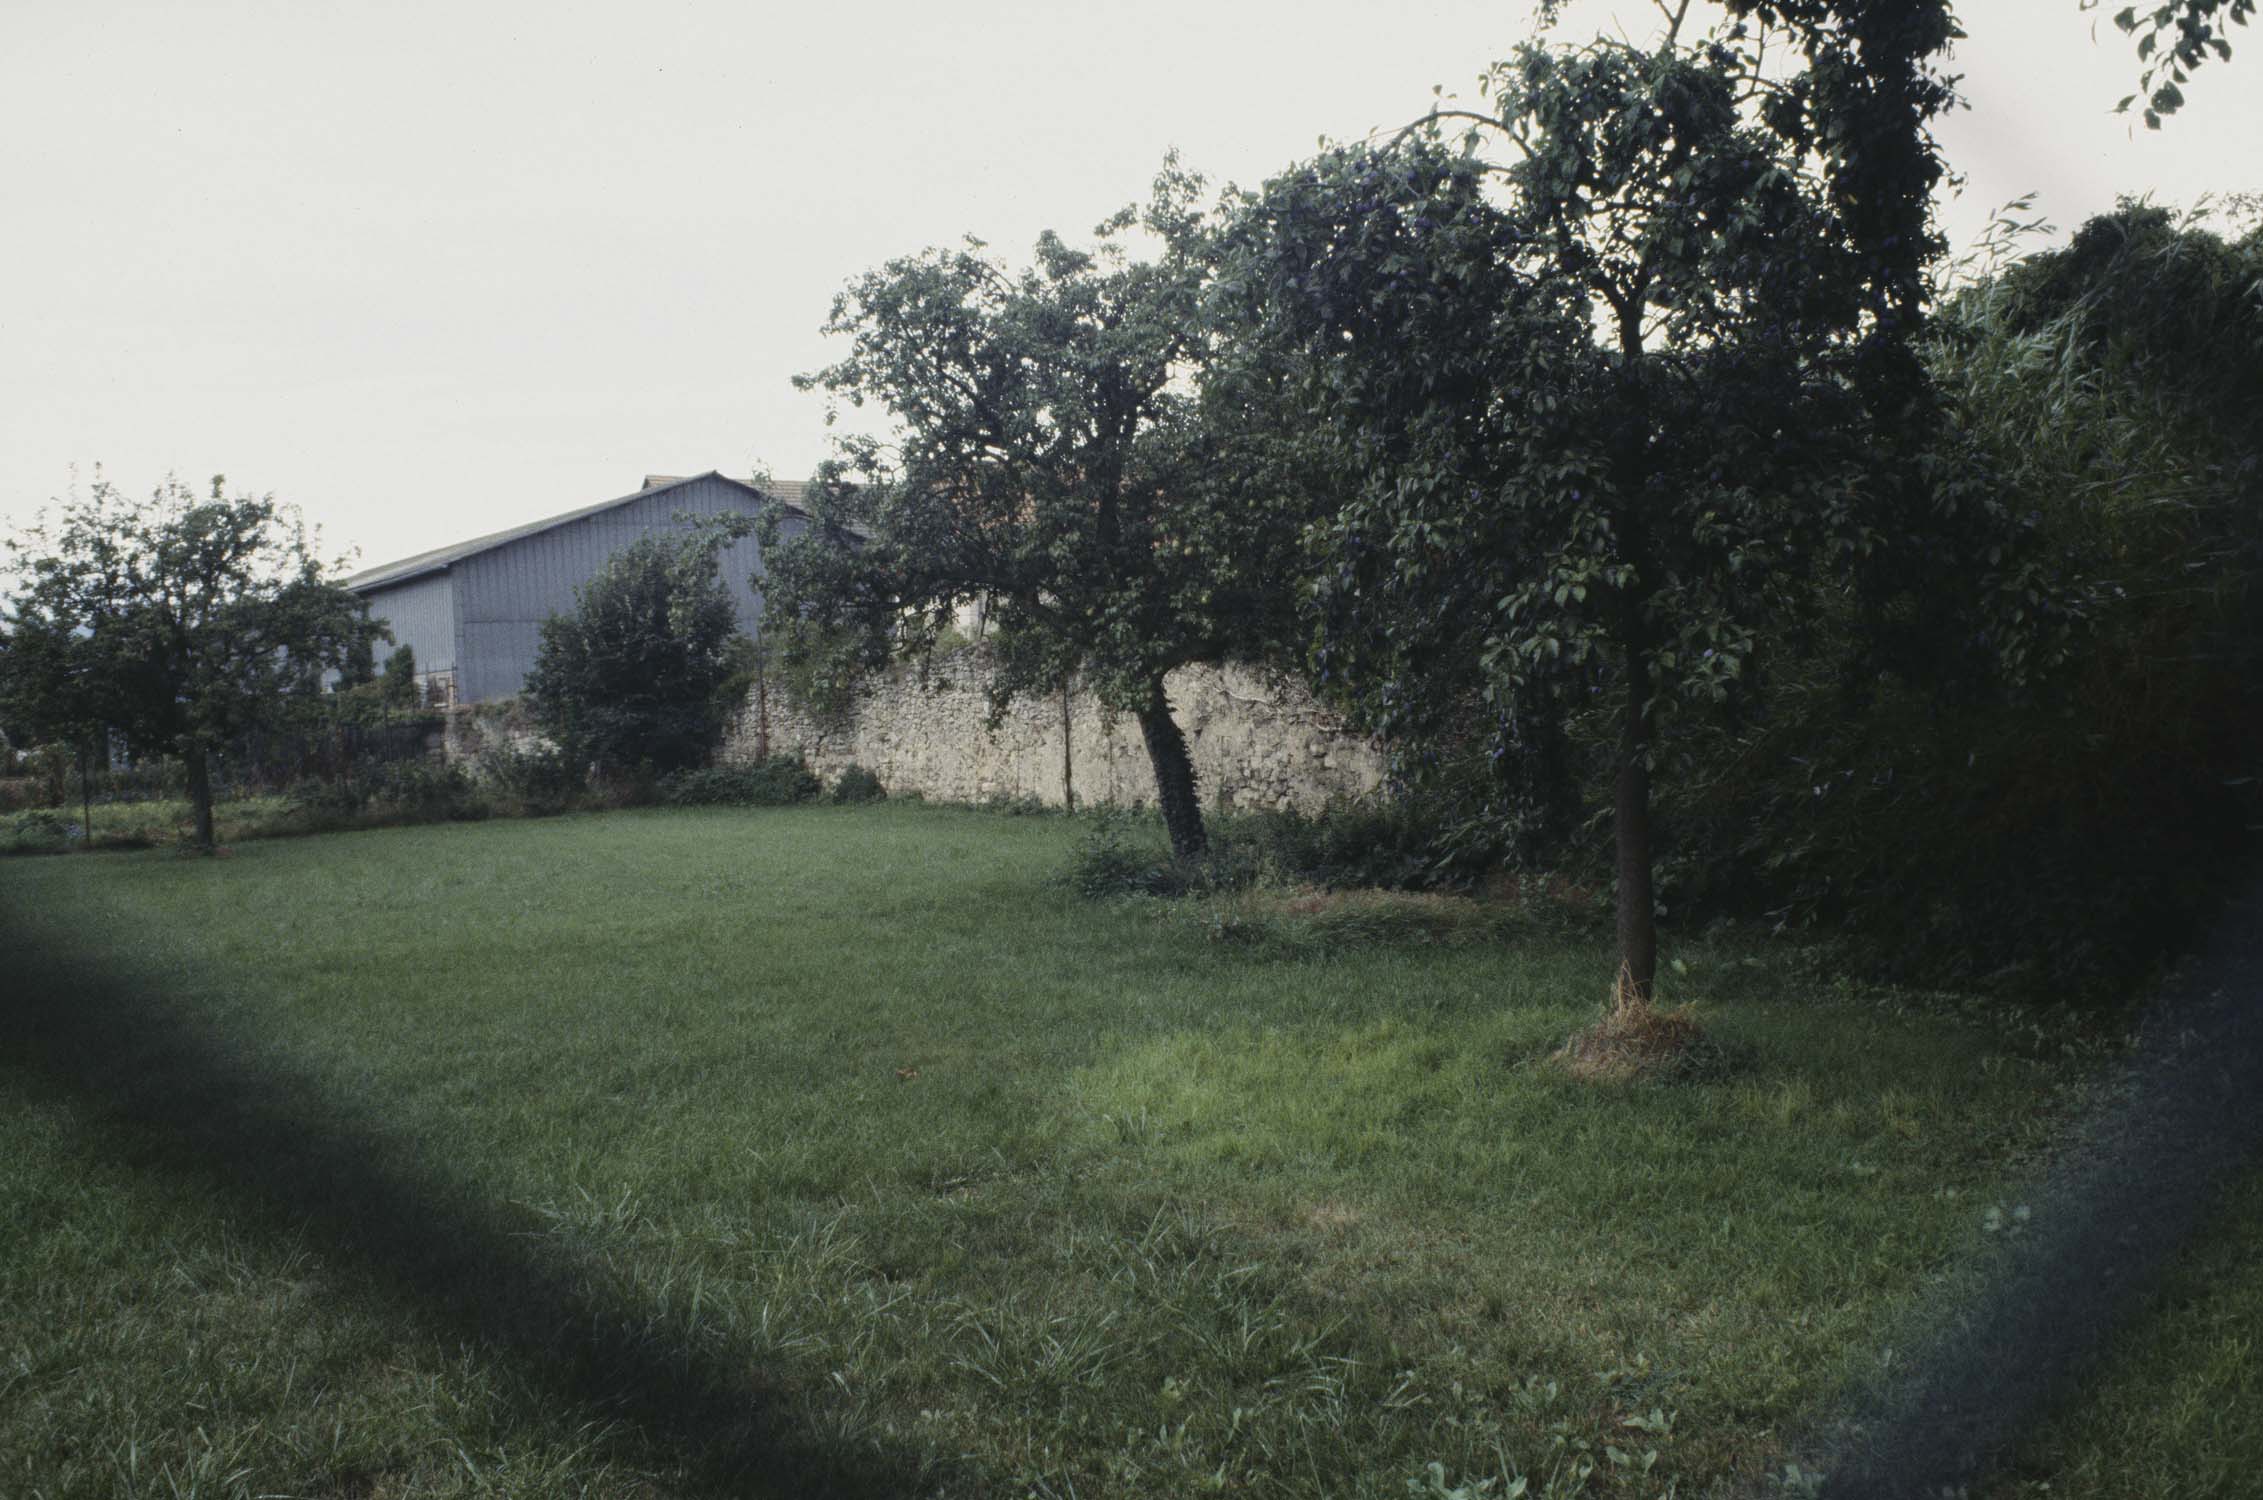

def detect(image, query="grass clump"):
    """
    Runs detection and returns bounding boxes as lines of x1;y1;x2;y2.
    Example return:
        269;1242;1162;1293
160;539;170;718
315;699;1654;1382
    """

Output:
1554;975;1739;1086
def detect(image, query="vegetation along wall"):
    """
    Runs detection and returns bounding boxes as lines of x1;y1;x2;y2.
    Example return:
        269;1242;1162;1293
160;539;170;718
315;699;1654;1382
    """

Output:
730;645;1384;813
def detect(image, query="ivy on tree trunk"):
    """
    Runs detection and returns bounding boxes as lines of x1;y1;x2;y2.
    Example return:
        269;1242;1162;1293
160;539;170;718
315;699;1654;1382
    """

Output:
1137;680;1206;863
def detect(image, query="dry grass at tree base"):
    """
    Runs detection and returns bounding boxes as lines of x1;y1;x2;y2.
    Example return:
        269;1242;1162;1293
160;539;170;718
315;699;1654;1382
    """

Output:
1554;964;1731;1084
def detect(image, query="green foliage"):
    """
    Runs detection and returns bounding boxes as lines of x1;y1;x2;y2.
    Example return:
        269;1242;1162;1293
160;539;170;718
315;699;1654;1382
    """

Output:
286;758;488;826
830;762;886;803
655;755;821;807
1223;7;1991;997
1065;799;1468;902
376;759;486;823
1658;201;2263;999
378;643;420;709
1065;807;1190;897
3;808;79;854
769;164;1309;861
336;622;378;689
2096;0;2252;125
523;531;747;777
477;741;582;817
0;473;382;850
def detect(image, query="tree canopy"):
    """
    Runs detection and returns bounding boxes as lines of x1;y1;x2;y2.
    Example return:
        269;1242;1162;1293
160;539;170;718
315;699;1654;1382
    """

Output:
0;474;378;850
1221;2;2014;1003
2089;0;2252;125
768;168;1301;860
524;527;748;778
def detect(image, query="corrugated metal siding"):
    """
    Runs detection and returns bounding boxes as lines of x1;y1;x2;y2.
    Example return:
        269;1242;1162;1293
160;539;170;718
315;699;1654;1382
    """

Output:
450;476;800;702
360;571;459;678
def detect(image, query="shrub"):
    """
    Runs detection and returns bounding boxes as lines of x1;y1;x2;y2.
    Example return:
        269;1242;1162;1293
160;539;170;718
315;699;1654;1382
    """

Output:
479;742;582;816
831;763;886;804
1650;202;2263;1004
1064;808;1188;898
285;773;373;824
1214;800;1469;893
1064;798;1467;903
3;809;78;855
525;531;747;777
373;759;485;823
656;756;821;808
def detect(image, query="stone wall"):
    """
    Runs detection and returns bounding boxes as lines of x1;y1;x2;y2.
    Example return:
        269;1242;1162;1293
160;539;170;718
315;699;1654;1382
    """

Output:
440;699;554;762
726;647;1385;813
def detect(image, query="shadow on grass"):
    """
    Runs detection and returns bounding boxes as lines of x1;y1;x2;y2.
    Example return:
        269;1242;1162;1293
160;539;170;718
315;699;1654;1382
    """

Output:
1812;874;2263;1498
0;906;972;1500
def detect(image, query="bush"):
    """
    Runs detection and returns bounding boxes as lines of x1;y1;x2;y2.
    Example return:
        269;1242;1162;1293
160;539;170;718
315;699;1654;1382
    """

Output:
379;644;420;710
656;756;821;808
1064;808;1191;898
1214;800;1469;893
1648;203;2263;1004
3;809;79;855
478;742;582;816
1063;799;1467;903
373;759;486;822
525;531;747;777
285;773;373;824
831;763;886;804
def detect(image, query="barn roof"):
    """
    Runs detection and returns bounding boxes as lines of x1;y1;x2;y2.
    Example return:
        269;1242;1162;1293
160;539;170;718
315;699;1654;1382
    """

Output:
343;471;810;593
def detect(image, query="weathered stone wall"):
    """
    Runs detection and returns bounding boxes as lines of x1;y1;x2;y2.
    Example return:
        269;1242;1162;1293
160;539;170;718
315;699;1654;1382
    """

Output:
440;698;554;762
725;647;1385;813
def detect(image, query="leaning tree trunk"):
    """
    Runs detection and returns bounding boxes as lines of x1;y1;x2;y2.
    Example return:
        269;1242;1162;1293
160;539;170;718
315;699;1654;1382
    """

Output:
184;742;217;854
1136;679;1207;863
1613;632;1657;1007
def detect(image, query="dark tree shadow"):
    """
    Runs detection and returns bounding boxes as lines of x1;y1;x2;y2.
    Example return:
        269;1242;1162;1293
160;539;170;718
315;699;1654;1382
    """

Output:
1813;875;2263;1498
2;905;985;1499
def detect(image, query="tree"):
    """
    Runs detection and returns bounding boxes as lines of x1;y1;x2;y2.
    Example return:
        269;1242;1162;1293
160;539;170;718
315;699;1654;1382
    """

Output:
1;473;380;851
2086;0;2252;125
0;577;114;846
1226;4;1993;1005
378;643;420;709
523;527;747;778
768;167;1297;862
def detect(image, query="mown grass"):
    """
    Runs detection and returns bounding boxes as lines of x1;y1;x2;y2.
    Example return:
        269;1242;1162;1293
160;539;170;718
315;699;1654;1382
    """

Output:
1;802;2251;1498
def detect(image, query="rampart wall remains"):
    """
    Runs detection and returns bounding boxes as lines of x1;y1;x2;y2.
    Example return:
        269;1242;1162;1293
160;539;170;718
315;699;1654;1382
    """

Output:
726;647;1385;812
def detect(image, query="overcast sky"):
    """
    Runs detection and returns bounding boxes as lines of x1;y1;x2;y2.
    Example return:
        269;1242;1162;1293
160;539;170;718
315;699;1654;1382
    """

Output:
1;0;2251;573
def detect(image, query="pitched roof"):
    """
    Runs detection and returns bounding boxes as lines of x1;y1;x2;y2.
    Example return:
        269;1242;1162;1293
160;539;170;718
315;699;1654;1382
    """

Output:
343;471;810;593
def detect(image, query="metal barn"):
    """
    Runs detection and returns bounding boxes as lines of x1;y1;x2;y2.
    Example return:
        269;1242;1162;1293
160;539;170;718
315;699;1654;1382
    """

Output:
343;472;806;704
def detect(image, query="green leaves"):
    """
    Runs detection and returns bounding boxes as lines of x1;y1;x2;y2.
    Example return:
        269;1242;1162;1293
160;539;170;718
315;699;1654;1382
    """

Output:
2099;0;2249;124
2;474;376;756
524;531;746;776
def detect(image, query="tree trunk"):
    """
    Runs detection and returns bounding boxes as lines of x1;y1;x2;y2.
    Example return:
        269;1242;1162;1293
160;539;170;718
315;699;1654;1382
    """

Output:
1136;680;1206;863
185;743;216;853
1060;677;1076;814
1614;636;1657;1007
78;737;94;853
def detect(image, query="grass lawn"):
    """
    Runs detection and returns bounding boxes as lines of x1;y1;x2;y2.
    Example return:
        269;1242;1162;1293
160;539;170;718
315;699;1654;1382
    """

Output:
3;802;2255;1498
